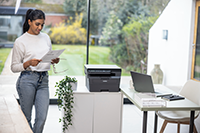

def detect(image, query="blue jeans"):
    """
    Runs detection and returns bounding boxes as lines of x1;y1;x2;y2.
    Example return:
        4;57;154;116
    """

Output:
16;71;49;133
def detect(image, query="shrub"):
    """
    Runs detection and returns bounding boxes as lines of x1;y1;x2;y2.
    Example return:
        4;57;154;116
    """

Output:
109;43;141;72
49;13;87;44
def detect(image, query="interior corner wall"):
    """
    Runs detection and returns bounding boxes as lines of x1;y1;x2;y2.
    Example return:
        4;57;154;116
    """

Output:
147;0;195;86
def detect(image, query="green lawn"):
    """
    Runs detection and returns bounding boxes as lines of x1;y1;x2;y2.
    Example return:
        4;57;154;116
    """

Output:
0;48;11;73
0;45;129;76
50;45;129;76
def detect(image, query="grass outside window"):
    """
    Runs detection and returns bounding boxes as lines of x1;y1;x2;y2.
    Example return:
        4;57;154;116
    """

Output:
0;48;11;74
50;45;129;76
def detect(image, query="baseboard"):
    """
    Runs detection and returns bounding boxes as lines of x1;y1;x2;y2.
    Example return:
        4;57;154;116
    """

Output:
17;98;133;105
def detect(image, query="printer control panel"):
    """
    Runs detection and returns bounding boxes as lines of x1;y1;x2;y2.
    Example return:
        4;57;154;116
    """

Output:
88;70;111;73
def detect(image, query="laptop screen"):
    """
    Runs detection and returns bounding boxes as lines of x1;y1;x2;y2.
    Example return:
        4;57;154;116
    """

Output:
130;71;155;93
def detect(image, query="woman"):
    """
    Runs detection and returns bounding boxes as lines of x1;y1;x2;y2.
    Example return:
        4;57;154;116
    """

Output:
11;9;59;133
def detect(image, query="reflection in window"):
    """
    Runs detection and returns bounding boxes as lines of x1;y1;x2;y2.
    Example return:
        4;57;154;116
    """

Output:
0;16;22;44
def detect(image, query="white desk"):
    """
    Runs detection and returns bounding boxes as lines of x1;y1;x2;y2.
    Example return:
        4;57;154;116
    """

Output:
0;94;33;133
121;85;200;133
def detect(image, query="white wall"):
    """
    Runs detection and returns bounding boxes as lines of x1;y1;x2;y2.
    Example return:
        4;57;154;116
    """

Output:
147;0;195;86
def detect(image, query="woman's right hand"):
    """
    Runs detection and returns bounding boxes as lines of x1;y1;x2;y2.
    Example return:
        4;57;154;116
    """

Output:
23;59;41;69
29;59;42;66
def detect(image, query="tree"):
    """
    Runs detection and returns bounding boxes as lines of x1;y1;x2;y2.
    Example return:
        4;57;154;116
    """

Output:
63;0;127;35
116;0;149;25
110;15;158;73
63;0;99;34
99;11;123;46
63;0;87;17
146;0;170;15
101;0;169;73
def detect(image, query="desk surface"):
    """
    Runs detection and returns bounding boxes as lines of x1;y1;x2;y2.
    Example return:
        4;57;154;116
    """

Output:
0;94;33;133
121;85;200;111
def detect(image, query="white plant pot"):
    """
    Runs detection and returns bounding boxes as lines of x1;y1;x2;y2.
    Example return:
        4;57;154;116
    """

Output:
70;82;77;91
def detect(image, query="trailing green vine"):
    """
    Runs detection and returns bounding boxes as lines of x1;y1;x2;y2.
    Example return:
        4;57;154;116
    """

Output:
55;75;77;132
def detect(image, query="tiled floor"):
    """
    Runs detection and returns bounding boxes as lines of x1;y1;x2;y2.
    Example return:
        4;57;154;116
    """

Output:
30;104;200;133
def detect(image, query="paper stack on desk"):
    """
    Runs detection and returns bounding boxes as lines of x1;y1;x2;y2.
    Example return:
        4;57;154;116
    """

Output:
134;93;166;107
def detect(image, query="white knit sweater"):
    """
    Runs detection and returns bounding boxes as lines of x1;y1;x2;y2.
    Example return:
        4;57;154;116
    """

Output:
11;32;52;72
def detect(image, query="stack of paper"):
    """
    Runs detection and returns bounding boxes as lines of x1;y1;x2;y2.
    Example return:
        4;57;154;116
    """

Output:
134;93;166;107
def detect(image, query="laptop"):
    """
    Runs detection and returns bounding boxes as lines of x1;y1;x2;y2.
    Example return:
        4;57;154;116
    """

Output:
130;71;172;97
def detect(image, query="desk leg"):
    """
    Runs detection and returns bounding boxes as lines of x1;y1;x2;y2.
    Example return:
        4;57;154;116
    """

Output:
189;111;195;133
142;111;148;133
154;112;158;133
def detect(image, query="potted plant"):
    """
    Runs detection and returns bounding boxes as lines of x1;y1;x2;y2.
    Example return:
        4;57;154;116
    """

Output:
55;75;77;132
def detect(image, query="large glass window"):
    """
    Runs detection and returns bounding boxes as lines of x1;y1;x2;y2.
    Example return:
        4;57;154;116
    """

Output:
0;0;170;98
88;0;169;87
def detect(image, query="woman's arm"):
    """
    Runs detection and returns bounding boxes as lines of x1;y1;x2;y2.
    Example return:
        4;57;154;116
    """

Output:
11;41;42;72
11;42;25;73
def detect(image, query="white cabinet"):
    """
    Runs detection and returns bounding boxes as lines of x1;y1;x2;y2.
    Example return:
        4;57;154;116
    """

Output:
93;93;123;133
64;92;123;133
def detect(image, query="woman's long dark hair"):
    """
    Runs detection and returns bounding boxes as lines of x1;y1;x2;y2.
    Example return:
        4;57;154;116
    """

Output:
23;9;45;33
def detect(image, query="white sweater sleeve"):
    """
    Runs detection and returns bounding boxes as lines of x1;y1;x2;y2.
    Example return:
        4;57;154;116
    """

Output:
11;41;25;73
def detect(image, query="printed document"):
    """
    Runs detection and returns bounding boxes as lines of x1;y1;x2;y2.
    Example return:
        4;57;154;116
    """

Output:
40;49;65;63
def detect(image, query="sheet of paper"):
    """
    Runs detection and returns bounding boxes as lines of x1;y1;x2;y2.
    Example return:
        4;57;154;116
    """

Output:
40;49;65;63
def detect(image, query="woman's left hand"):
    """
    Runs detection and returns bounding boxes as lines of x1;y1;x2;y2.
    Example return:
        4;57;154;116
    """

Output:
51;58;60;64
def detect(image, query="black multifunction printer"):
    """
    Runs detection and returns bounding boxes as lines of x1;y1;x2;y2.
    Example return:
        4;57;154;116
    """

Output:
84;64;121;92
